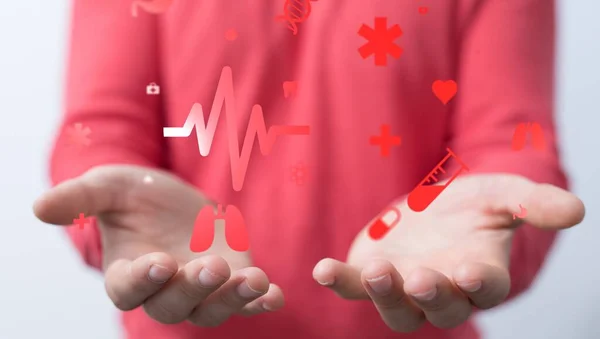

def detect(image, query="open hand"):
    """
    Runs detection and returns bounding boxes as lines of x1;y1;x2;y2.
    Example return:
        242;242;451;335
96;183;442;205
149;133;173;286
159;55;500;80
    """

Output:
313;174;584;332
33;165;284;327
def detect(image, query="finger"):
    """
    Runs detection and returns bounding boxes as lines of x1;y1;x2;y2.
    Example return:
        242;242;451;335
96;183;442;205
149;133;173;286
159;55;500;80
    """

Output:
33;165;208;226
521;183;585;229
239;283;285;316
453;262;510;309
105;252;178;311
142;255;230;324
188;267;269;327
404;267;472;329
361;259;425;332
33;166;135;225
312;258;368;299
483;175;585;230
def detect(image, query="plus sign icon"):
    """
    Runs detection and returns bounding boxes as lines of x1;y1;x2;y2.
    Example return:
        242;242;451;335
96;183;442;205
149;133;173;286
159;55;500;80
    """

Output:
73;213;91;229
370;124;402;157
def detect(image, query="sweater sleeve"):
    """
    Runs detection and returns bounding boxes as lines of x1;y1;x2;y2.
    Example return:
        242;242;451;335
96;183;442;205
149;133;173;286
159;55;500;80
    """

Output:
51;1;165;270
450;0;565;299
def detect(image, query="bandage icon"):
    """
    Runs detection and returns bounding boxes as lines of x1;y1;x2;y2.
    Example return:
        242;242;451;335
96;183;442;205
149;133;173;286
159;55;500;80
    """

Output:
368;206;401;240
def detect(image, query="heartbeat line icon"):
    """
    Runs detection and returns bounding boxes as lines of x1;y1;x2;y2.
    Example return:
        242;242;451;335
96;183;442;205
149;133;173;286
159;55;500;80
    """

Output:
163;66;310;191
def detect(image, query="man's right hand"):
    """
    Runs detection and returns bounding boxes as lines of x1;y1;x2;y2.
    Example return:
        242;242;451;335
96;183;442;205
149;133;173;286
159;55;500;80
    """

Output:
33;165;284;326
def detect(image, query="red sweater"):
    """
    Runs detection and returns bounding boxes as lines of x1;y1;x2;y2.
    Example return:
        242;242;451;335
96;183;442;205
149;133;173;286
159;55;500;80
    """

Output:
50;1;566;338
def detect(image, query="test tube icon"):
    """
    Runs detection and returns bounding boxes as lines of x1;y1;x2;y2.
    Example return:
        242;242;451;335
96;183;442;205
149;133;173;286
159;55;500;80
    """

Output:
407;147;469;212
368;206;402;240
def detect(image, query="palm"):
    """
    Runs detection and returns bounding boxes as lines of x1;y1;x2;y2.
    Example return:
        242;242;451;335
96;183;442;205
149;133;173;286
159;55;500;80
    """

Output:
313;173;584;332
41;166;253;270
35;165;284;327
347;175;516;278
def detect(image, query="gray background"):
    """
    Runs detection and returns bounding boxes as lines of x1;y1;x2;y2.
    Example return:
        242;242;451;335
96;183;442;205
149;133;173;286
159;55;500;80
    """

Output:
0;1;597;338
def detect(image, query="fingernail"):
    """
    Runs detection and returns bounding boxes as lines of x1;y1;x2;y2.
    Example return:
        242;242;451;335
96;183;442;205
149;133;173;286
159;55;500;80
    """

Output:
457;281;482;292
366;274;392;295
148;265;175;284
237;281;264;299
262;303;273;312
198;268;226;288
313;263;334;286
411;287;437;301
316;278;334;286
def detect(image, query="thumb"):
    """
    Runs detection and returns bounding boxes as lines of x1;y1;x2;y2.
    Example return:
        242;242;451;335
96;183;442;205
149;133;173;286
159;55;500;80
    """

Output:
33;165;141;226
484;174;585;230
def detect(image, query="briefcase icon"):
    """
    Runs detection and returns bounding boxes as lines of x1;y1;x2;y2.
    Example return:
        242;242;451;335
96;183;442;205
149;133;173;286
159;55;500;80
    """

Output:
146;82;160;95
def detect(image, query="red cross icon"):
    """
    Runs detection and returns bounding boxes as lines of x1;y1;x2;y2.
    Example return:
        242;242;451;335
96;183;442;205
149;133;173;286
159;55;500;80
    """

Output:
370;124;401;157
73;213;91;229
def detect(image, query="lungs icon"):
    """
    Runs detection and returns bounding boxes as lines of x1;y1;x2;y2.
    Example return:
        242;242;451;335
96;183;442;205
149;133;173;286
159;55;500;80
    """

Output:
190;204;250;252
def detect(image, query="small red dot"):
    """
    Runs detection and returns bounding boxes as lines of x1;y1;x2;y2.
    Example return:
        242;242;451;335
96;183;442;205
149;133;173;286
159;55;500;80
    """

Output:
225;28;238;41
418;6;429;14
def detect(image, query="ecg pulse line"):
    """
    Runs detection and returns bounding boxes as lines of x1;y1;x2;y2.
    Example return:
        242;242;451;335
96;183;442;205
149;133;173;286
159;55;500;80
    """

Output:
163;66;310;192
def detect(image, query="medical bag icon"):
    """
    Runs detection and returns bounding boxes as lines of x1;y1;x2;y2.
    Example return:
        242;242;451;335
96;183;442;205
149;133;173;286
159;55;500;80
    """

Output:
190;204;249;252
511;122;546;151
146;82;160;95
368;206;401;240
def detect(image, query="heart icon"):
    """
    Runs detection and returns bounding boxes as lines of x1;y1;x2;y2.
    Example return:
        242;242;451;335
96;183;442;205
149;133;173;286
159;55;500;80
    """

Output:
418;6;429;14
432;80;458;105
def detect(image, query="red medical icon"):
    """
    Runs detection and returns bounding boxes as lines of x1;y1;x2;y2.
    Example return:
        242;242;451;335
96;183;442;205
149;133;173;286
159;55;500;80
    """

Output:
358;17;403;66
190;204;249;252
290;162;308;185
225;28;238;41
73;213;91;230
162;66;310;192
368;206;401;240
432;80;458;105
407;148;469;212
511;122;546;151
283;80;298;99
275;0;317;35
66;123;91;147
370;124;402;157
513;204;527;220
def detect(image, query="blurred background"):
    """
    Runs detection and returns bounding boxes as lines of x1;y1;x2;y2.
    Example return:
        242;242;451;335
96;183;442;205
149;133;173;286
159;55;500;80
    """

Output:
0;1;598;338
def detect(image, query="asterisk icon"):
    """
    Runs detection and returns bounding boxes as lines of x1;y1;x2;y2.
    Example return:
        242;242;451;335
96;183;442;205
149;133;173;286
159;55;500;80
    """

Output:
358;17;403;66
66;123;91;147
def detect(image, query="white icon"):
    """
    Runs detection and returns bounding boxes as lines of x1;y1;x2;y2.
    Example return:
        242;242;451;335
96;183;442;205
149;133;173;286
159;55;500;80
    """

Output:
146;82;160;95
